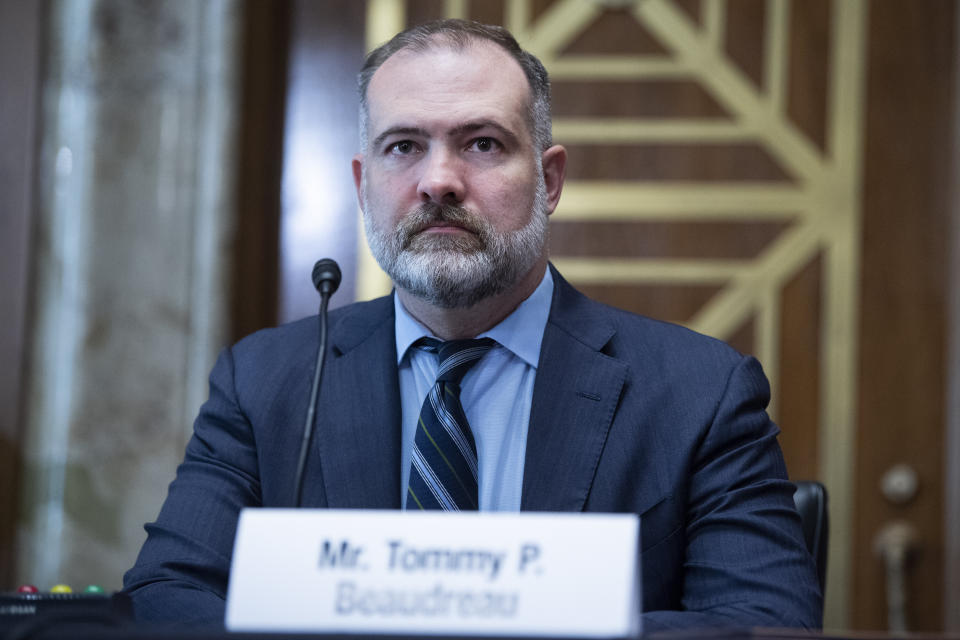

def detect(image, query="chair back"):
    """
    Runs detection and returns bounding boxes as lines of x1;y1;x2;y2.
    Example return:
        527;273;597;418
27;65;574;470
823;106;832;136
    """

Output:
793;480;829;595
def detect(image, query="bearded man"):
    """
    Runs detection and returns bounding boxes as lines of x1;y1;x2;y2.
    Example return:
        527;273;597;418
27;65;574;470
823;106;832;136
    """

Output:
125;19;822;631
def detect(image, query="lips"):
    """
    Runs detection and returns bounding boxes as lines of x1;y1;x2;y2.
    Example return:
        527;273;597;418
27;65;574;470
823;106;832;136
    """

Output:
406;223;479;251
417;221;473;234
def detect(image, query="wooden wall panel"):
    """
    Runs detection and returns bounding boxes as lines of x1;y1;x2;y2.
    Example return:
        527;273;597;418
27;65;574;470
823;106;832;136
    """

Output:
724;0;766;90
853;1;956;630
230;0;289;341
948;20;960;626
562;8;667;55
406;0;443;27
467;1;504;26
778;254;822;483
574;282;723;325
787;0;830;153
552;81;728;117
550;220;790;259
278;0;365;319
0;0;42;587
947;6;960;630
563;143;790;181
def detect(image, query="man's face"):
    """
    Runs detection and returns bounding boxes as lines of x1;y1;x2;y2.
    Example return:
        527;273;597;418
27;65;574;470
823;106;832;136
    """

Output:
353;40;564;308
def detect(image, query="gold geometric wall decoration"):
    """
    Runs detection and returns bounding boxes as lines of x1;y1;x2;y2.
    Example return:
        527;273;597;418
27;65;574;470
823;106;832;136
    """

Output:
361;0;867;627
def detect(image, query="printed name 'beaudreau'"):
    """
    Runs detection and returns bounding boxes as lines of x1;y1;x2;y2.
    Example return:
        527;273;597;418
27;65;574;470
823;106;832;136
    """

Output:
335;581;520;619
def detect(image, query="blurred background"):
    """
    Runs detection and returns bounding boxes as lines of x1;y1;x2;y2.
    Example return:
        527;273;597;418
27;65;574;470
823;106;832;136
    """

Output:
1;0;958;633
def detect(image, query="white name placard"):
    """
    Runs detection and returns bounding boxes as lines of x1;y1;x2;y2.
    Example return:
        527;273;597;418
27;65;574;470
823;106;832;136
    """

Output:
226;509;640;637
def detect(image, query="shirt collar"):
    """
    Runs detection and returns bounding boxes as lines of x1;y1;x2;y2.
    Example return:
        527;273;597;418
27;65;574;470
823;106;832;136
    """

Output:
394;267;554;368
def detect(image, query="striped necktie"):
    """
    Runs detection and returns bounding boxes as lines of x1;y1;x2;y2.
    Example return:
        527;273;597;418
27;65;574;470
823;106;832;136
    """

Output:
407;338;495;511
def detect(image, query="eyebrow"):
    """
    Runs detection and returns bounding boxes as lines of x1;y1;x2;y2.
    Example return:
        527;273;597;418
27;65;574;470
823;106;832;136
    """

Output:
370;120;522;151
451;121;521;147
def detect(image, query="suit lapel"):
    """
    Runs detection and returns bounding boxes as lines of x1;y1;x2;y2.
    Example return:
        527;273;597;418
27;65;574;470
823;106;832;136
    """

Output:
310;296;403;509
521;268;628;511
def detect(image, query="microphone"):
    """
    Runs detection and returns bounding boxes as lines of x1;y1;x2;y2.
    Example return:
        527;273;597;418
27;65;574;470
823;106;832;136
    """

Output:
312;259;342;296
293;258;342;508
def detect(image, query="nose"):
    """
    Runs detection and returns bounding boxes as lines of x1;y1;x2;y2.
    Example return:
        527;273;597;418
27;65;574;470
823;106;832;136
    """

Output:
417;147;465;204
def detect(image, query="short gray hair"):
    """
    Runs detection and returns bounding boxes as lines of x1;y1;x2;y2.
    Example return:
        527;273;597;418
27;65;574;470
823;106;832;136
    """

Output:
358;19;553;152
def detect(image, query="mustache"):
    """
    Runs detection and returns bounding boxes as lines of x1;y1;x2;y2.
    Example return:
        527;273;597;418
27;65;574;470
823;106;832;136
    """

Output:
398;203;486;246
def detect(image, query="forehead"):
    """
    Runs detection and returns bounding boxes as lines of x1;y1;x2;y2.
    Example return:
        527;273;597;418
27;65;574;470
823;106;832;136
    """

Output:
366;40;532;138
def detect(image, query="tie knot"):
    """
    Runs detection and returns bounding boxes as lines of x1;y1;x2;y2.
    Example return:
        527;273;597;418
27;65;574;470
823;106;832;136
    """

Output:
418;337;495;384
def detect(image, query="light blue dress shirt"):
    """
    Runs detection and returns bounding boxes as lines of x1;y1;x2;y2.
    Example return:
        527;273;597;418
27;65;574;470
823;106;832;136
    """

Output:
395;267;554;511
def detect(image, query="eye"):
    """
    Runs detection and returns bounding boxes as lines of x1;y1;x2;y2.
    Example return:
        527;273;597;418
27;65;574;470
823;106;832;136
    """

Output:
388;140;418;155
468;137;501;153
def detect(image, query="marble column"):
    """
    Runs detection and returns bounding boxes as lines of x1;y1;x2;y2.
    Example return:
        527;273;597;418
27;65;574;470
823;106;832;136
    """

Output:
17;0;241;590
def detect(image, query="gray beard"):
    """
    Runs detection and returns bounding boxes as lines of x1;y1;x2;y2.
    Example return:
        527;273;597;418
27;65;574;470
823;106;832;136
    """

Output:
362;173;549;309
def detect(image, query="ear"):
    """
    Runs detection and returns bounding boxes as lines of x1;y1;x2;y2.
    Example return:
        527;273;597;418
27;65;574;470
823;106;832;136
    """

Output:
351;153;365;209
540;145;567;216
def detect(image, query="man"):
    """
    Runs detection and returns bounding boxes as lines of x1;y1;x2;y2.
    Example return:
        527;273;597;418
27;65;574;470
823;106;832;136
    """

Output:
125;19;822;630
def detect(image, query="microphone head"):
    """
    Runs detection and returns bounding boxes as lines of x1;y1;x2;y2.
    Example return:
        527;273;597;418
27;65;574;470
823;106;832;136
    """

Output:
312;258;342;296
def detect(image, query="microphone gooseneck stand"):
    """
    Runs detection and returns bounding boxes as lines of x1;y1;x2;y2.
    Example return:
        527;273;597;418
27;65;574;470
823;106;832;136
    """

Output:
293;258;342;508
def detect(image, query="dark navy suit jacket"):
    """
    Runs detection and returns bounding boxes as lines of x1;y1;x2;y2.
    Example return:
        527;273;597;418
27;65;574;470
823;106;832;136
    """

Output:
124;266;822;631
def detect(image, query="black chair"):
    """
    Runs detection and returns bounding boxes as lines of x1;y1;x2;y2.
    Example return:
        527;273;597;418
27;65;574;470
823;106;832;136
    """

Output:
793;481;829;595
